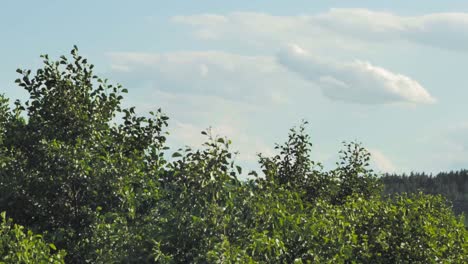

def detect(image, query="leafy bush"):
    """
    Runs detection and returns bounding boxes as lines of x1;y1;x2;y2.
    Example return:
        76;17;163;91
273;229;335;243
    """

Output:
0;212;66;263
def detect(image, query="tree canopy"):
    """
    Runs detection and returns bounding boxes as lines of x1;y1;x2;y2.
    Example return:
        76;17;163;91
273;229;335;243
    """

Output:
1;47;467;263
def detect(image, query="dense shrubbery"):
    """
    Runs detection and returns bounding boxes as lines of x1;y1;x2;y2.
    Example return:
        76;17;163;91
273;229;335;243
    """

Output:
1;47;467;263
0;212;66;263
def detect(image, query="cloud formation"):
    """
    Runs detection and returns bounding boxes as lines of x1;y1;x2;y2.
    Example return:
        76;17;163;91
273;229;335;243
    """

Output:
173;9;468;52
108;51;302;105
369;149;397;173
315;8;468;51
277;45;435;104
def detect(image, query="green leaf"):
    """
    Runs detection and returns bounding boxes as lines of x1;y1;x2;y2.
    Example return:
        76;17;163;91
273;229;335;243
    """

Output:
172;152;182;158
248;170;258;177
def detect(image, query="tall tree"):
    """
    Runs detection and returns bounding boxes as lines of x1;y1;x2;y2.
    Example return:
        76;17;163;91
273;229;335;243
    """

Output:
0;47;169;261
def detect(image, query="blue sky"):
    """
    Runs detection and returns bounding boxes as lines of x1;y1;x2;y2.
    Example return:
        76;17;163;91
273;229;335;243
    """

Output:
2;1;468;174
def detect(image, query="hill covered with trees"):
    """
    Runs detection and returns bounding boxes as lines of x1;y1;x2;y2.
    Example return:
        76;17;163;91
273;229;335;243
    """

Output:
0;47;467;263
381;171;468;227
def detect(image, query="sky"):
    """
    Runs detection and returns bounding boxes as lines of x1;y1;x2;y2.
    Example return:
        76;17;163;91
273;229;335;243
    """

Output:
2;1;468;175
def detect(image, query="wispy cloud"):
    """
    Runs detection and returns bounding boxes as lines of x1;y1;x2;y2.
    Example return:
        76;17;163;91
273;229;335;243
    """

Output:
369;149;397;173
172;9;468;52
108;51;301;105
315;8;468;51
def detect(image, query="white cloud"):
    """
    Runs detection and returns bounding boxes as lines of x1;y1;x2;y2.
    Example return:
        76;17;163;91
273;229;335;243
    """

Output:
315;9;404;34
109;47;434;106
172;9;468;52
172;14;228;26
172;12;311;40
316;8;468;51
171;12;352;52
108;51;304;105
277;45;435;104
369;149;397;173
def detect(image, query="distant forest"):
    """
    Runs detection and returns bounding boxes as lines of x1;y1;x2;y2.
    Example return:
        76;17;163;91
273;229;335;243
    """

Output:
381;170;468;225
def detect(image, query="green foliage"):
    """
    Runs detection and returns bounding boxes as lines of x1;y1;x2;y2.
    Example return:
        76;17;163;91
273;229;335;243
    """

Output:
0;47;467;263
0;46;168;262
382;170;468;226
0;212;66;263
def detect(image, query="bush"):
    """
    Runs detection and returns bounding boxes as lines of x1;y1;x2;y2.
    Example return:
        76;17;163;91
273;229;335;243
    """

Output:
0;212;66;263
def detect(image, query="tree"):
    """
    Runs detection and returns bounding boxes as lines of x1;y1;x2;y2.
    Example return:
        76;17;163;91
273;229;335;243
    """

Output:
0;46;169;262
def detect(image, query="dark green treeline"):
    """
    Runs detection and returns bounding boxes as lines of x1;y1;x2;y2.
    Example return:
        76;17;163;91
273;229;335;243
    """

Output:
381;170;468;226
